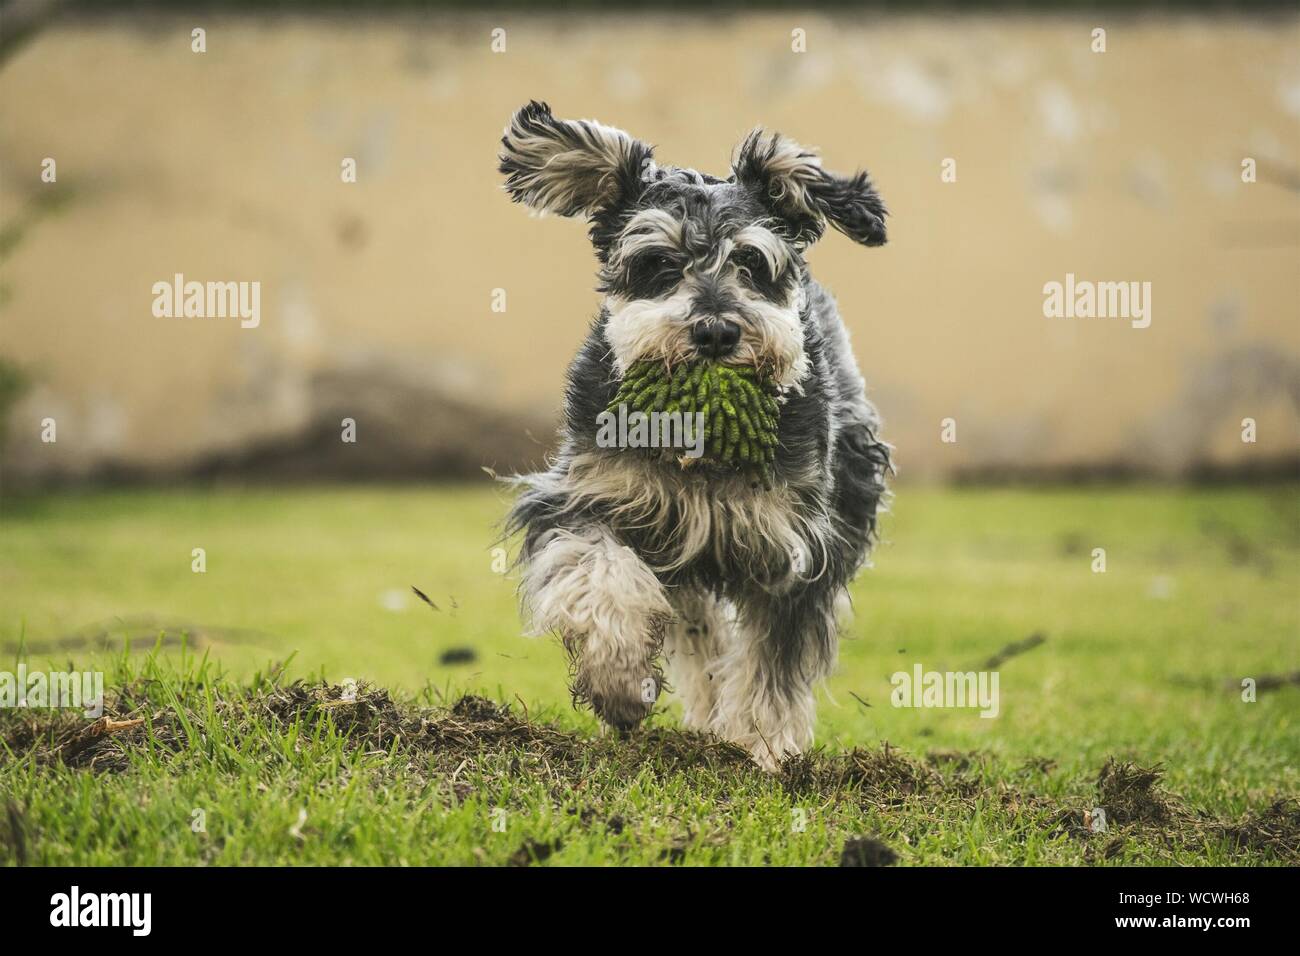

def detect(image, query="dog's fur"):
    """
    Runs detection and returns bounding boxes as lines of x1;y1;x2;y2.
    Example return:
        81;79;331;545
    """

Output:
500;101;891;769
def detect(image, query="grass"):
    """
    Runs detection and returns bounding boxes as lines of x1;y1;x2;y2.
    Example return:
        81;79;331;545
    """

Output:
0;483;1297;865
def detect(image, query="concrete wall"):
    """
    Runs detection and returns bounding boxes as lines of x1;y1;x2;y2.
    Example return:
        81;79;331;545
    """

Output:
1;12;1297;483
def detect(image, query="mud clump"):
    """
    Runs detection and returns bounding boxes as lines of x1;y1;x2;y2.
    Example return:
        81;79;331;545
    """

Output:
1096;758;1180;826
508;838;562;867
840;836;898;867
450;694;508;722
438;647;478;665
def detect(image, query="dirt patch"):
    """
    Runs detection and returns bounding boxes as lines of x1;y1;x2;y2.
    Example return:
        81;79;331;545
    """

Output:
508;838;562;867
840;836;898;867
438;647;479;665
1219;799;1300;854
0;680;408;771
783;743;948;805
3;680;1296;862
926;749;983;773
1043;758;1300;860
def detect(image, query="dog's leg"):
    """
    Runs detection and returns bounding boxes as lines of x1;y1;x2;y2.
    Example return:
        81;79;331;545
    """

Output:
521;525;672;729
708;584;840;770
662;590;730;731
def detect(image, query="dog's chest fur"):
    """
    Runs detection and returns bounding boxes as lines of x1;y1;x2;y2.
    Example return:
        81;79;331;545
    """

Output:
561;449;835;592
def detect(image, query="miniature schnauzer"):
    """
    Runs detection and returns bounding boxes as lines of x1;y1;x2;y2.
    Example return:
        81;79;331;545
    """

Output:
500;101;891;769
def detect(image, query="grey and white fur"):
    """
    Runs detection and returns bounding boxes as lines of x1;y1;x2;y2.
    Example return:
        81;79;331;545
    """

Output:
500;101;891;769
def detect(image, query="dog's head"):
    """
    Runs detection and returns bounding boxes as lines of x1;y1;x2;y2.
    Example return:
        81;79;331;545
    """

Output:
499;101;887;389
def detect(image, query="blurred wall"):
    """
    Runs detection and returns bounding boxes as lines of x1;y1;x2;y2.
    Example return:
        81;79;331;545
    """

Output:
1;11;1297;483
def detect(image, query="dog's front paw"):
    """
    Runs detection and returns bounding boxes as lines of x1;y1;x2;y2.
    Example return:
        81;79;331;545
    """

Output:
711;710;811;772
739;735;801;773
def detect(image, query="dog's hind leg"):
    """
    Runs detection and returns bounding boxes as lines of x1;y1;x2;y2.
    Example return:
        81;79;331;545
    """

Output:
662;589;730;731
707;585;839;770
520;525;672;730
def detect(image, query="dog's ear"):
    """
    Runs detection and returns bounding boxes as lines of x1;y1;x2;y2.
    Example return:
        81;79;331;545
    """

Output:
733;130;887;247
499;100;654;218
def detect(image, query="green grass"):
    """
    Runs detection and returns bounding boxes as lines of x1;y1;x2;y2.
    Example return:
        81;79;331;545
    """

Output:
1;484;1297;865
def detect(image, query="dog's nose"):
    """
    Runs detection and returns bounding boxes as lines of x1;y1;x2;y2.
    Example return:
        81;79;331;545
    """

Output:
690;319;741;359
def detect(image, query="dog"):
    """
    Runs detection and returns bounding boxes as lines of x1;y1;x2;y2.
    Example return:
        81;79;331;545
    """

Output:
500;101;891;769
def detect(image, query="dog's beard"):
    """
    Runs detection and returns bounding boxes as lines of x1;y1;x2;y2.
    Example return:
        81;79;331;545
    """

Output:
605;358;780;478
603;285;811;389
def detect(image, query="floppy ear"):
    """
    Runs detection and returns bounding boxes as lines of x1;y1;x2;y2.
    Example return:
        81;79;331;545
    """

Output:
733;130;887;247
499;100;654;218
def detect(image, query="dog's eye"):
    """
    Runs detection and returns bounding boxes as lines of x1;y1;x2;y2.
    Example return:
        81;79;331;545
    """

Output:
732;247;771;286
628;251;680;298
